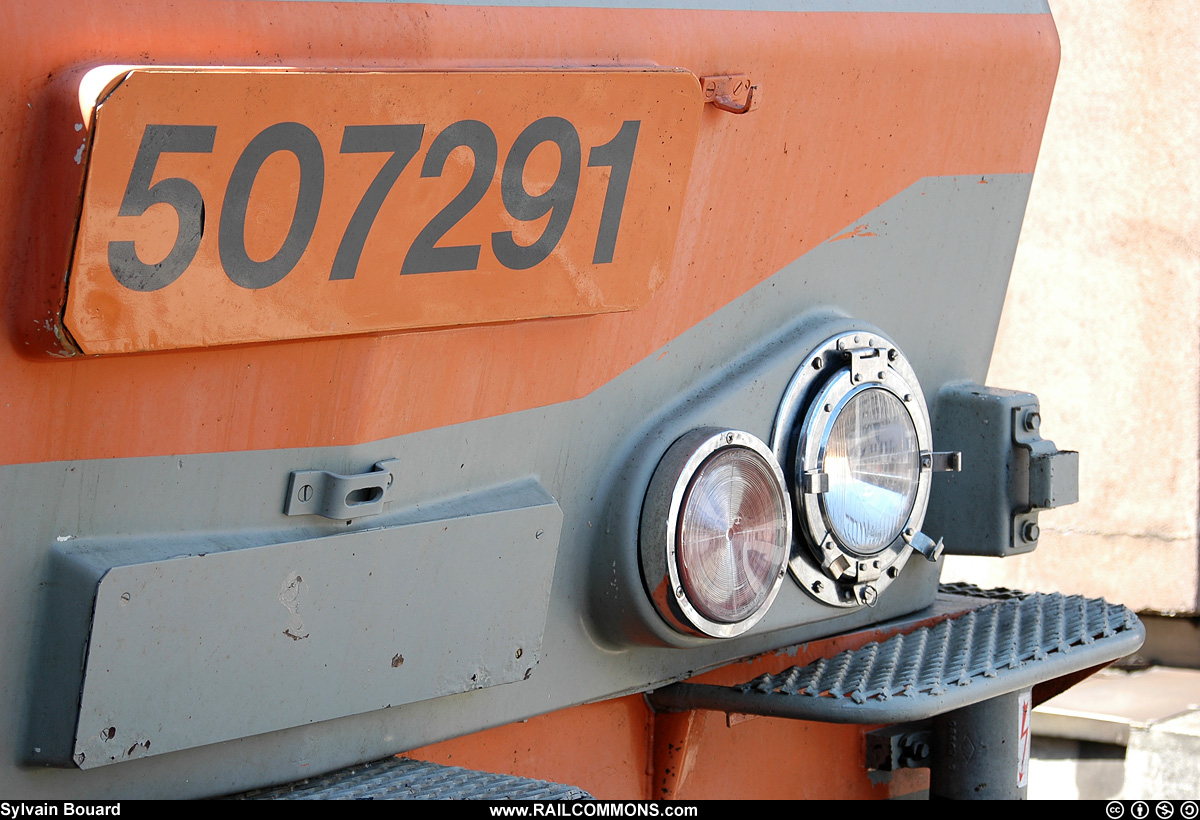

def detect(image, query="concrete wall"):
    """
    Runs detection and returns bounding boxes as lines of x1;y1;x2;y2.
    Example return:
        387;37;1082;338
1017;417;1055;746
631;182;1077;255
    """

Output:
943;1;1200;614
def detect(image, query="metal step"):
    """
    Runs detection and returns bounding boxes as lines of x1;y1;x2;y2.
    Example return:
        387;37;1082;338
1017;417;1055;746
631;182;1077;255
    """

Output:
648;590;1145;724
229;755;593;800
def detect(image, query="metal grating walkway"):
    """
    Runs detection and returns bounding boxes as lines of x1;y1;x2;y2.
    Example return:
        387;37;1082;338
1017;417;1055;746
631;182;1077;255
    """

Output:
230;755;593;800
648;592;1145;724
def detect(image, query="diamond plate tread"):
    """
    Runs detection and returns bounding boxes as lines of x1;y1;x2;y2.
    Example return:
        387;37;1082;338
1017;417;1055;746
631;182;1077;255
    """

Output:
938;581;1031;600
229;756;593;800
648;592;1145;724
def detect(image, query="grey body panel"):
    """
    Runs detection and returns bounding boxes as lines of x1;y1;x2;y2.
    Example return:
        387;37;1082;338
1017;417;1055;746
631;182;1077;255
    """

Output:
2;173;1032;796
60;481;560;768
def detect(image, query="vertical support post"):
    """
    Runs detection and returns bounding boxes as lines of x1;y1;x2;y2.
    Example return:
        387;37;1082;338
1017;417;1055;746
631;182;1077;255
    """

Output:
930;689;1032;800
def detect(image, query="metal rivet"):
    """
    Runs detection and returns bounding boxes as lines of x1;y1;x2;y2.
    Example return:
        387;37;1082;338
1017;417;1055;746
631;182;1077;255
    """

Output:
905;527;915;537
515;647;523;659
888;348;898;361
887;566;900;578
904;394;912;402
824;403;832;413
676;586;684;598
853;335;860;343
877;371;885;380
812;356;824;370
812;580;823;593
853;374;863;383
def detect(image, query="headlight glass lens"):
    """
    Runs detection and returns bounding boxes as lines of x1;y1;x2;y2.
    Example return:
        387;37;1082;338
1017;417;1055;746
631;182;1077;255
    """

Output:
823;388;920;554
678;447;789;623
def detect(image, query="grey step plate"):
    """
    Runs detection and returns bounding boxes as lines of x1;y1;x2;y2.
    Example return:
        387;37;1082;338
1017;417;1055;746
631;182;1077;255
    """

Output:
648;592;1145;724
230;756;592;800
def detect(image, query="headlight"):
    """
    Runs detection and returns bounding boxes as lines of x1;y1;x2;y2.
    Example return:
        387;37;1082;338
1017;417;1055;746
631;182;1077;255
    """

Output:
774;331;946;609
640;429;790;637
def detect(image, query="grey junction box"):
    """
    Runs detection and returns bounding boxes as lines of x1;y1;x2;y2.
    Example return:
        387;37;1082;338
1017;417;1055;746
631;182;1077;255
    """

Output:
924;384;1079;557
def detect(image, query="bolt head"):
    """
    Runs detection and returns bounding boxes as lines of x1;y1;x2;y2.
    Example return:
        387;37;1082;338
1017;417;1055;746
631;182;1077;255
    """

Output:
1023;521;1040;542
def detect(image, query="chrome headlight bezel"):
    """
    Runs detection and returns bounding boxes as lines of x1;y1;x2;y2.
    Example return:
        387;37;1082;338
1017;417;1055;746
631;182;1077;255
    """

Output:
772;331;934;609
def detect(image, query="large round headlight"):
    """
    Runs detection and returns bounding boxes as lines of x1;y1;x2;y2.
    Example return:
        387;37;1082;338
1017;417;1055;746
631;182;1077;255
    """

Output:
821;386;920;554
773;331;938;609
641;429;791;637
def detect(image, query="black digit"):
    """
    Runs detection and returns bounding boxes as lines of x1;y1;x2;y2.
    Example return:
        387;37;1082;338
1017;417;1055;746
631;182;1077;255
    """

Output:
491;118;581;271
108;124;216;291
330;124;424;280
587;120;640;264
401;120;497;275
219;122;324;289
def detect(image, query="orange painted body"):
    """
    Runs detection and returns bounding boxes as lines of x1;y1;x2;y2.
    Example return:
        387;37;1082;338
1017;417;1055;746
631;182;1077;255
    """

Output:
0;0;1060;798
3;4;1057;465
404;614;947;799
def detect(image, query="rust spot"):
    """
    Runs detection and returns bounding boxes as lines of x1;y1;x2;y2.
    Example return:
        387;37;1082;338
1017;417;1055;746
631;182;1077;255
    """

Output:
283;629;309;641
391;654;404;668
830;224;878;242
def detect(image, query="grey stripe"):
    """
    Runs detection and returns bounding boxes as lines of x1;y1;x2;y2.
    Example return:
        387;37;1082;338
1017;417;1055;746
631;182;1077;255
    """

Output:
264;0;1050;13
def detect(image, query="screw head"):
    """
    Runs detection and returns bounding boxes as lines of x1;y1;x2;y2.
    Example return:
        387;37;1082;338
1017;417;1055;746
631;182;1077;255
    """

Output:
298;484;313;503
812;580;824;593
888;348;898;361
812;356;824;370
861;586;878;606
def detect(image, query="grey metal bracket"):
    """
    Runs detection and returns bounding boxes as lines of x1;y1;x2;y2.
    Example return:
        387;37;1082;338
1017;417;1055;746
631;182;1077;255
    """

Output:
645;591;1143;725
284;459;401;519
1012;404;1079;511
866;722;932;772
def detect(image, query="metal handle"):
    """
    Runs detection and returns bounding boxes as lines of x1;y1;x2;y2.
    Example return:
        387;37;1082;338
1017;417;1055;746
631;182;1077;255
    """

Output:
284;459;400;520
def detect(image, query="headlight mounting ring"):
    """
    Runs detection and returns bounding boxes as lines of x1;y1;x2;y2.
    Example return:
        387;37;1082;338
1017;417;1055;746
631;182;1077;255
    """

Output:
771;331;934;609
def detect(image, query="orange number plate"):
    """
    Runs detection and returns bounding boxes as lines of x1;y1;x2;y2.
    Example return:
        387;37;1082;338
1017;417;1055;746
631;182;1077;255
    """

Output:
63;67;704;354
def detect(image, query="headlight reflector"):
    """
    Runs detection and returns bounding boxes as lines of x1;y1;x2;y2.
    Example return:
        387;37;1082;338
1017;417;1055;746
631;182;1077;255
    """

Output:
678;446;790;623
823;387;920;554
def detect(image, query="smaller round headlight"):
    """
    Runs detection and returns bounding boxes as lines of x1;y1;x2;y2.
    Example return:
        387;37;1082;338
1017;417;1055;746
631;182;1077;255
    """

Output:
641;429;791;638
